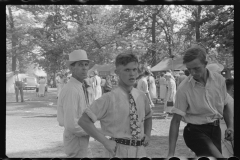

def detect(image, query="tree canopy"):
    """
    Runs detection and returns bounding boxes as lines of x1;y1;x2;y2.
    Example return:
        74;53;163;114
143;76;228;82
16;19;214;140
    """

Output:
6;5;234;76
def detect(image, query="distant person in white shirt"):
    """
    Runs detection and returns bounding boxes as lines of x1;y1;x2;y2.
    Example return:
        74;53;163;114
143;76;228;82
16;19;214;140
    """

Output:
137;70;154;108
57;49;92;158
92;70;102;100
56;73;65;98
148;71;157;103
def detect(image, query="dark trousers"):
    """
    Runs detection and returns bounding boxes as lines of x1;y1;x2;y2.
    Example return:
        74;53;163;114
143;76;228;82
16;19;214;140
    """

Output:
183;123;224;158
15;87;24;102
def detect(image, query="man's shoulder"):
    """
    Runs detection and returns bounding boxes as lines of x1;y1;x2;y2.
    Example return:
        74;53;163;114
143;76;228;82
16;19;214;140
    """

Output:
63;82;79;92
132;87;147;97
211;71;225;82
177;77;191;91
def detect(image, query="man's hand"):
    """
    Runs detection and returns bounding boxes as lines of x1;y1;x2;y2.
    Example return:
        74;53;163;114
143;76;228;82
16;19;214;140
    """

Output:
103;139;117;157
225;128;234;141
150;102;155;108
143;134;151;147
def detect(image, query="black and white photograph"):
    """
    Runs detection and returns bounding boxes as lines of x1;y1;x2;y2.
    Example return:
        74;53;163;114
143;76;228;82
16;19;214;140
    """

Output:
6;4;234;158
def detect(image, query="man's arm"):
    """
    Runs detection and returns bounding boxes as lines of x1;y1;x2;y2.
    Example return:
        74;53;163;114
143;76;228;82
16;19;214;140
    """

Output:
223;98;234;141
79;113;117;156
168;113;182;157
144;117;152;136
143;117;152;146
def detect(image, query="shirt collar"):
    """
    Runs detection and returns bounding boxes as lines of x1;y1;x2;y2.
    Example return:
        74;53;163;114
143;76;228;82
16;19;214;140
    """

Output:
69;76;83;85
118;85;134;95
188;69;216;87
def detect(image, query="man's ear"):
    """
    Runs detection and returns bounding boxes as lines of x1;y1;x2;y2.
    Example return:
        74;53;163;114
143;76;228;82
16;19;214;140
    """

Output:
205;60;208;66
114;68;119;75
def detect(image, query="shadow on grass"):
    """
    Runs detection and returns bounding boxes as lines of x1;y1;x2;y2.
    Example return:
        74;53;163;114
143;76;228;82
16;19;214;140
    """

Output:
6;140;106;158
6;141;66;158
6;91;58;112
22;114;57;118
6;134;194;158
148;134;194;158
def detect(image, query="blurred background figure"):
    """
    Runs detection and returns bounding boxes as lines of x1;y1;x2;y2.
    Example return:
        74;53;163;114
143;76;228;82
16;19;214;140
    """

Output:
164;72;176;116
56;73;65;99
38;77;46;97
166;70;175;82
104;75;113;93
84;75;95;105
174;73;180;89
14;70;24;102
100;76;106;94
50;78;54;88
92;70;102;100
176;70;187;89
137;70;154;108
147;69;157;104
159;72;167;104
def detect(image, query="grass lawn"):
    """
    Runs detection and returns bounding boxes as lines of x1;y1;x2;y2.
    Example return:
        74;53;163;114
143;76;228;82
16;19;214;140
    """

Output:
6;88;194;158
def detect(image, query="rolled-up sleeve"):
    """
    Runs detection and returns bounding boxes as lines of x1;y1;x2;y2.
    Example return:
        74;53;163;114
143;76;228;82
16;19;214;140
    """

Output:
171;89;188;117
84;93;110;123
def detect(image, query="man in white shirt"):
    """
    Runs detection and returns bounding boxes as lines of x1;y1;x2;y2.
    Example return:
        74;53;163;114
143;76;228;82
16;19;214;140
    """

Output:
57;49;92;158
137;70;154;108
14;70;24;102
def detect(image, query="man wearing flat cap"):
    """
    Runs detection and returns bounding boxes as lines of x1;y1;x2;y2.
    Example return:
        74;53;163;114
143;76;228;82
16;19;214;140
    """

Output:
57;49;92;158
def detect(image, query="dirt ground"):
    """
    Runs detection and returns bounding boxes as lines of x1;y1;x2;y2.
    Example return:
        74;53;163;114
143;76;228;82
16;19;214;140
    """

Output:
6;88;195;158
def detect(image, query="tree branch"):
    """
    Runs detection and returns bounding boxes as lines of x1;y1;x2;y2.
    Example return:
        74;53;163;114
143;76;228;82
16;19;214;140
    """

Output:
61;18;81;25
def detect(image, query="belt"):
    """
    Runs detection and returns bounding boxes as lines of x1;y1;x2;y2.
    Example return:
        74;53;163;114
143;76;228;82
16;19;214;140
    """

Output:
109;137;144;146
203;119;220;126
189;120;220;126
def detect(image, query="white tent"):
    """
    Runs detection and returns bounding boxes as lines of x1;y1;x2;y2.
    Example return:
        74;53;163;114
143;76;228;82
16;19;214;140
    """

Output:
34;69;47;77
151;57;186;72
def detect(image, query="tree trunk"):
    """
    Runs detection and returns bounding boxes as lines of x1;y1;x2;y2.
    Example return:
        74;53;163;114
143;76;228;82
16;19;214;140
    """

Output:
195;6;202;42
53;72;57;88
151;13;157;67
7;6;17;72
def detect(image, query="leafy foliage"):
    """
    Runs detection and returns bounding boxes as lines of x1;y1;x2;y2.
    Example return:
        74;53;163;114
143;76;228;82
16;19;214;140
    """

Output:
6;5;234;75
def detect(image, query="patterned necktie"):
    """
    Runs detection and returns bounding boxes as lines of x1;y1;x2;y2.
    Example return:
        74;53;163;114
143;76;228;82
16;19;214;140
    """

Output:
129;92;141;139
82;81;89;106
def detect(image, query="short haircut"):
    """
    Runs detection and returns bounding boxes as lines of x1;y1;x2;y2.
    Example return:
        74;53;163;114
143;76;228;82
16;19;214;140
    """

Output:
115;52;138;67
183;46;207;65
184;69;190;76
225;78;234;91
